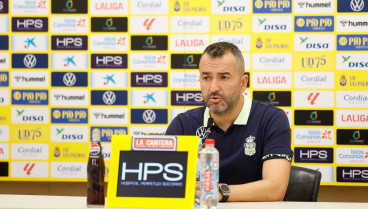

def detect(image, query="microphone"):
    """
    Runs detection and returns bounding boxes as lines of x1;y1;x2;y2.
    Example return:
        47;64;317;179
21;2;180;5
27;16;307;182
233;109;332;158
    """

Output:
200;117;214;151
204;117;214;139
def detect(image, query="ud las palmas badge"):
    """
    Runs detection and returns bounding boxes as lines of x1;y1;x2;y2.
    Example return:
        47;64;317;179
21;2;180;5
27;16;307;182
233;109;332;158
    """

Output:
244;135;256;156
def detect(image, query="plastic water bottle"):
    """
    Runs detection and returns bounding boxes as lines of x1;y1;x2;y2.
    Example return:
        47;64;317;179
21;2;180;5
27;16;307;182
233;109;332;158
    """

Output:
199;139;219;209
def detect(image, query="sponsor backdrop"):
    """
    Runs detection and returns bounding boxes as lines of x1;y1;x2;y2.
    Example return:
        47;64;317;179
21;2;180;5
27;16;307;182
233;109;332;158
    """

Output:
0;0;367;186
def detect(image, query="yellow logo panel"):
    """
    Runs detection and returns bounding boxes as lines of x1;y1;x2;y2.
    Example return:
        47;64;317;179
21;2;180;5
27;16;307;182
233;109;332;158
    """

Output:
251;34;293;52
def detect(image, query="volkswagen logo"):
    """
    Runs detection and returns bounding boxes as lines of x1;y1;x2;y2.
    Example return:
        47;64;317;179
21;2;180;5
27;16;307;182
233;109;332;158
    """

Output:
63;72;76;86
23;54;37;68
196;126;207;139
103;91;116;105
142;109;156;123
351;0;364;12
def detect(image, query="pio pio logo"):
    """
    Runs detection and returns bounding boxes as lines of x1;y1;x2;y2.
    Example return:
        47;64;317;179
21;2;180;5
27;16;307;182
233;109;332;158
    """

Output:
253;0;292;13
132;136;177;151
295;16;334;32
338;35;368;51
51;108;88;124
0;72;9;86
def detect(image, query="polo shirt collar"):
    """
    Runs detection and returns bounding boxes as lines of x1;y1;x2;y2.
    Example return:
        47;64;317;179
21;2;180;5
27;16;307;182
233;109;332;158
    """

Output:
203;94;252;126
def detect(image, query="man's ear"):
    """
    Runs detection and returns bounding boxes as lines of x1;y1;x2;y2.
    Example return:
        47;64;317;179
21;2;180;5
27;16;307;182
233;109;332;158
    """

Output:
241;74;248;93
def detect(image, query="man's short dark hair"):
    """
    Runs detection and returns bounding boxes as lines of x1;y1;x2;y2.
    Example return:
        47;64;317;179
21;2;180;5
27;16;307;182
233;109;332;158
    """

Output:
201;42;245;75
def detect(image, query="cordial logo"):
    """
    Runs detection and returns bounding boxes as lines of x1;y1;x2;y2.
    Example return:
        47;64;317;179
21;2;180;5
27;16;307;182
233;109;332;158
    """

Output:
23;54;37;68
130;0;168;15
63;73;76;86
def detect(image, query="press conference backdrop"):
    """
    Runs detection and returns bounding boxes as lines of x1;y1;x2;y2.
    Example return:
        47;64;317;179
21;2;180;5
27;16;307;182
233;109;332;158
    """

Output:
0;0;367;186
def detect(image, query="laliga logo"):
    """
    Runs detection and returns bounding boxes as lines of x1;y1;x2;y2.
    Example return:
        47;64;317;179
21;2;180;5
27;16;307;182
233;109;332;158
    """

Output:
121;162;183;181
142;110;156;123
351;0;365;12
23;54;37;68
102;91;116;105
63;72;76;86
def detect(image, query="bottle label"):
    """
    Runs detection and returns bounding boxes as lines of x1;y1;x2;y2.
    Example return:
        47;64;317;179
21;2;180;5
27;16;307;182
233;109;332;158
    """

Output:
200;160;219;200
90;143;100;155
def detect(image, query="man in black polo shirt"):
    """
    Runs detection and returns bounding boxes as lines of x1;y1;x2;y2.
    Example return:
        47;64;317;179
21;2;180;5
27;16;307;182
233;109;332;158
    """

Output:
165;42;293;202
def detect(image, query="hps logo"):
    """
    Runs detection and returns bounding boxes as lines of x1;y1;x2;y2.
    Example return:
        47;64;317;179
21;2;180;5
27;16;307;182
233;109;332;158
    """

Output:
12;18;48;32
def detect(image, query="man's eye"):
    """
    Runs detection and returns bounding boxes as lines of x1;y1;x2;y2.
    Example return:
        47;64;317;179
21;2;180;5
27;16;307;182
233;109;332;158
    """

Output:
203;77;210;80
222;76;229;80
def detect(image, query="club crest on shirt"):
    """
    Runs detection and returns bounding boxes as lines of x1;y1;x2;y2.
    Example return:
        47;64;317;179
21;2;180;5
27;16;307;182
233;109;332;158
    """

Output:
244;135;256;156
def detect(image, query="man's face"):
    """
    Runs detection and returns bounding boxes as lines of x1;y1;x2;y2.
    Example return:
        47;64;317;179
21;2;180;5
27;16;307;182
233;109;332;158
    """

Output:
199;52;248;115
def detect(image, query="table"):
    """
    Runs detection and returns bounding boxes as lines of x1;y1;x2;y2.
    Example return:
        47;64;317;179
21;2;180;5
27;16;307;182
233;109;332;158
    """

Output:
1;194;368;209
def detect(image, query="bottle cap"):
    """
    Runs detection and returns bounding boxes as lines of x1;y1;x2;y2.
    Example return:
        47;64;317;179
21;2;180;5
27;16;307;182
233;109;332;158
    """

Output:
205;139;215;145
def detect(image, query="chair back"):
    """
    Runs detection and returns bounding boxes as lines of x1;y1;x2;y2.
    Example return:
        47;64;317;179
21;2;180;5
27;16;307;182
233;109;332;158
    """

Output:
286;166;322;202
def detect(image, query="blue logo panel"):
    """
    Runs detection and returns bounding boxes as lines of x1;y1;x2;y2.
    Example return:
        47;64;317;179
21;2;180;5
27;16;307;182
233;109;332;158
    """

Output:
337;35;368;51
0;71;9;86
12;54;48;68
12;90;48;105
338;0;368;12
0;36;8;50
294;147;334;163
295;16;334;32
131;109;168;124
51;72;88;87
51;108;88;124
0;0;9;13
91;90;128;105
253;0;292;13
90;127;128;142
337;167;368;183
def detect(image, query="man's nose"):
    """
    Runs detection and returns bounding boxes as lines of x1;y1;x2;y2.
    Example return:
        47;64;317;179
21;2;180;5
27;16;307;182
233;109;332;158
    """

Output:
209;78;220;92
